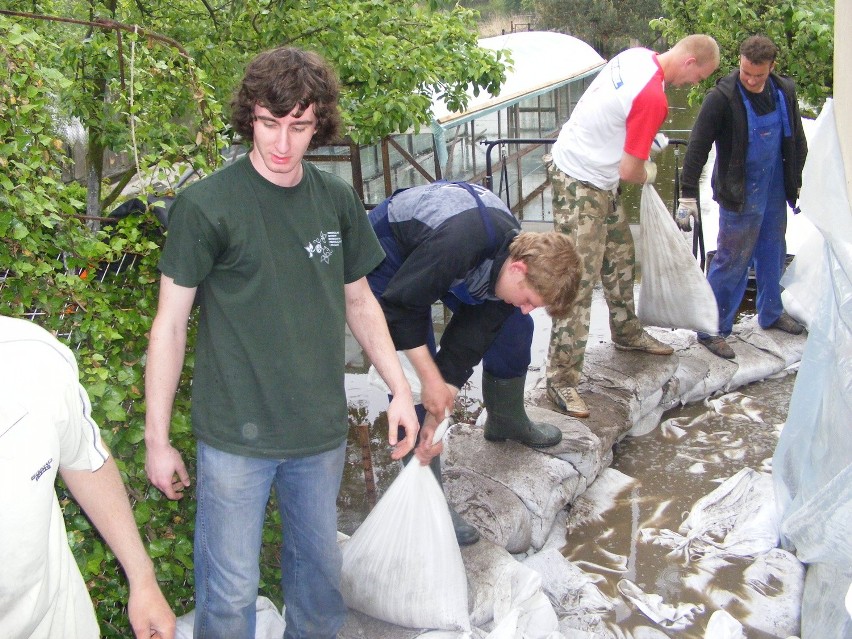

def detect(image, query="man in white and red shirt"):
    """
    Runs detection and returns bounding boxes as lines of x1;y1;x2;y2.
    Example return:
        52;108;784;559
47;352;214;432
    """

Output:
546;35;719;419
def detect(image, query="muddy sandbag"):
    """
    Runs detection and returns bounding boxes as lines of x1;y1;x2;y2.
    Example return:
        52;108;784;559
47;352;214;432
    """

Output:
636;184;719;334
678;339;738;404
340;460;470;632
640;468;779;561
566;468;636;533
722;338;785;392
444;423;582;550
443;465;533;554
663;351;710;408
461;539;558;635
684;549;804;637
583;341;677;426
522;549;615;622
524;405;607;482
735;317;807;368
616;579;704;631
678;467;779;559
175;596;284;638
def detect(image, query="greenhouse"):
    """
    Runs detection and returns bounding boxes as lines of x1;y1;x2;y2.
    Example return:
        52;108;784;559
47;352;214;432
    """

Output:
310;31;605;216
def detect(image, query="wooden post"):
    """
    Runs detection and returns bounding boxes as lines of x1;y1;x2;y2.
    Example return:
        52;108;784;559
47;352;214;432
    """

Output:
356;421;377;509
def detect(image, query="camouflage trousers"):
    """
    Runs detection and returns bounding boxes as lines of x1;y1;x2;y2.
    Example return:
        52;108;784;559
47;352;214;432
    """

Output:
546;159;644;389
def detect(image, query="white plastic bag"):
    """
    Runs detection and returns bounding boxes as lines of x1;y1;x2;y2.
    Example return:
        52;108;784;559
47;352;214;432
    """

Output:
637;184;719;334
340;458;471;631
368;350;422;402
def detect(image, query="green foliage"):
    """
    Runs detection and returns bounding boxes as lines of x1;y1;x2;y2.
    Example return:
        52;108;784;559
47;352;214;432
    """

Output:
2;3;507;634
532;0;663;57
1;15;199;635
652;0;833;113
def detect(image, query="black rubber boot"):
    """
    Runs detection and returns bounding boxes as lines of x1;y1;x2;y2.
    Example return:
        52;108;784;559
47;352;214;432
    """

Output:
403;451;480;546
482;371;562;447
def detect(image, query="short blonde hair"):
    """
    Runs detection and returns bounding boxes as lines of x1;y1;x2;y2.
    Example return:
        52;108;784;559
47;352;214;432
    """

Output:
674;34;720;68
509;231;580;319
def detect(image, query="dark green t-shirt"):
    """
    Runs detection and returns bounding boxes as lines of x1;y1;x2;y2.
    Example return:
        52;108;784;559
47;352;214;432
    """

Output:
159;157;384;458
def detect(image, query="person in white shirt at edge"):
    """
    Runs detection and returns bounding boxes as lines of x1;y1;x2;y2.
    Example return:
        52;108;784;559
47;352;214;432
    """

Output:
545;34;720;419
0;315;176;639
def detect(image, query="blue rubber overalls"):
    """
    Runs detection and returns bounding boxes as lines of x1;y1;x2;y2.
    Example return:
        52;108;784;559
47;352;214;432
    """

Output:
368;182;533;382
702;80;791;337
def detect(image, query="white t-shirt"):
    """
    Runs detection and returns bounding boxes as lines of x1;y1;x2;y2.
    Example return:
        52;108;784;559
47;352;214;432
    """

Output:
0;316;109;638
551;47;668;190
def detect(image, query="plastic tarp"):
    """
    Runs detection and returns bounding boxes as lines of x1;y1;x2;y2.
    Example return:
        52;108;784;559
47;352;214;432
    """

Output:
430;31;605;128
772;98;852;638
429;31;605;169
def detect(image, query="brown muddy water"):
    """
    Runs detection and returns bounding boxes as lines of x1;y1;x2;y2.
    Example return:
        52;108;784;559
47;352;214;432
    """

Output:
562;371;796;638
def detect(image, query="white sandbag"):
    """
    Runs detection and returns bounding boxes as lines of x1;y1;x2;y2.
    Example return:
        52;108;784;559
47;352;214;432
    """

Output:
704;609;745;639
368;350;422;401
340;460;470;631
175;596;285;639
678;468;779;560
636;184;719;334
616;579;704;630
522;549;615;621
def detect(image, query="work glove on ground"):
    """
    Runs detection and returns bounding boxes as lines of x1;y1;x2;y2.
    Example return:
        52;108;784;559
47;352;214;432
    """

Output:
643;160;657;184
676;197;699;231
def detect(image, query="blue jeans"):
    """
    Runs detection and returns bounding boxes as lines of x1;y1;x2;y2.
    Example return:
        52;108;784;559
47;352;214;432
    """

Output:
194;439;347;639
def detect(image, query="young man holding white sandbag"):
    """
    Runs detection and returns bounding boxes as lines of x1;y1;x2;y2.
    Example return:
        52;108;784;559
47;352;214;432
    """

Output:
366;180;581;545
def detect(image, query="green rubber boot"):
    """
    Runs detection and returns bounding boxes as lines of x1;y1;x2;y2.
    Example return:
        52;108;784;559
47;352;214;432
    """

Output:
482;371;562;447
402;452;480;546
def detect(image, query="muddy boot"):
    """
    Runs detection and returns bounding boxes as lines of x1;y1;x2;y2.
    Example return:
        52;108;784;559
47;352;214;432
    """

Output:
403;452;480;546
482;371;562;447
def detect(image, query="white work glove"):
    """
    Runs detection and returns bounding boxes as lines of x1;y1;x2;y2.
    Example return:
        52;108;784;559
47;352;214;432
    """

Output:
676;197;699;231
650;132;669;154
643;160;657;184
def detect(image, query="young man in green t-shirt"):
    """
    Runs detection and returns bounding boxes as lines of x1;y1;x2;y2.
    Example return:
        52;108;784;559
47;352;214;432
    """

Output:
143;47;419;639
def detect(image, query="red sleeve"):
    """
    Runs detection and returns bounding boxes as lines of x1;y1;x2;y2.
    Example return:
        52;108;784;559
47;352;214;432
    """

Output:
624;70;668;160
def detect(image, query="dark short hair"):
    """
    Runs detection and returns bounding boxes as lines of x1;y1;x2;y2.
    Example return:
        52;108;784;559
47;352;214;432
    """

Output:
740;35;778;65
230;47;342;148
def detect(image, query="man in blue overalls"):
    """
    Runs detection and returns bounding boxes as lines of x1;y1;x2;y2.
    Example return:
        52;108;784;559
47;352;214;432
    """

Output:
367;181;581;544
677;35;808;359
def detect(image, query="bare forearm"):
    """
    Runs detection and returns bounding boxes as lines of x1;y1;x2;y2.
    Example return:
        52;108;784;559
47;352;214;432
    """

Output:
62;459;176;637
346;280;411;398
404;345;444;391
62;458;157;586
144;323;186;445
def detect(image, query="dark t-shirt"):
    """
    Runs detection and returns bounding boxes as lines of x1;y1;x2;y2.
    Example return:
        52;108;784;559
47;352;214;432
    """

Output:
739;78;776;116
159;156;384;458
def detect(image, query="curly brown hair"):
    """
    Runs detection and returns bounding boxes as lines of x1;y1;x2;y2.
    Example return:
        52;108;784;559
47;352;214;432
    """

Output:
740;35;778;66
508;231;581;319
230;47;342;149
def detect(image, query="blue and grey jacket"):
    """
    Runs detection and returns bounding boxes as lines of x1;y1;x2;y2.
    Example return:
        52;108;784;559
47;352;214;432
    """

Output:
367;181;520;387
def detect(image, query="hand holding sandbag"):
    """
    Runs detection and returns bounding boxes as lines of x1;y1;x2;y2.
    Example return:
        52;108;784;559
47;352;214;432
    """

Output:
676;197;699;231
643;160;657;184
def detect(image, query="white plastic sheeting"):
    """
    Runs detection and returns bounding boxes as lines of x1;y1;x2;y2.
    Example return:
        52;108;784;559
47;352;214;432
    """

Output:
430;31;605;127
773;98;852;638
